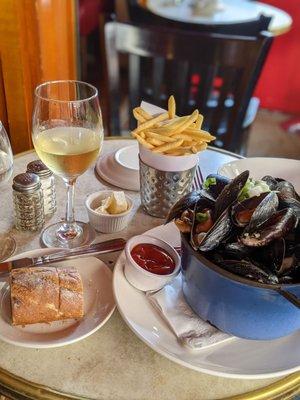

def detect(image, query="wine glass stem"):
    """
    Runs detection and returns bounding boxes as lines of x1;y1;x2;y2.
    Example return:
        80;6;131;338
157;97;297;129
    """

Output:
57;178;82;242
66;178;76;226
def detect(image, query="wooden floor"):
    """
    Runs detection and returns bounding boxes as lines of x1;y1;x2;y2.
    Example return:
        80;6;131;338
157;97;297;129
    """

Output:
247;109;300;159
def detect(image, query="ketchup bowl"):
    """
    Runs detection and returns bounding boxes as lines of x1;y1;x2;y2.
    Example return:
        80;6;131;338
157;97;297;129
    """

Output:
124;235;180;291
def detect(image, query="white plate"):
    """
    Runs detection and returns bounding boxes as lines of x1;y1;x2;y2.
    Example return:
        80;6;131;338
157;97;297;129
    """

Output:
113;223;300;379
218;157;300;192
96;145;140;191
0;248;115;348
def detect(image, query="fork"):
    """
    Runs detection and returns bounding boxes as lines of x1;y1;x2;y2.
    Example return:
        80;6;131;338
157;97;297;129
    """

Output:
192;164;204;190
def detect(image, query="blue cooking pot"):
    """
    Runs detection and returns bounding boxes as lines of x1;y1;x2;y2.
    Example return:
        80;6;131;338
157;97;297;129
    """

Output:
181;234;300;340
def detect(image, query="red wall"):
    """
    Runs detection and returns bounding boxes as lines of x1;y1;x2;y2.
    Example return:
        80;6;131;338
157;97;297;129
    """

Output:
255;0;300;114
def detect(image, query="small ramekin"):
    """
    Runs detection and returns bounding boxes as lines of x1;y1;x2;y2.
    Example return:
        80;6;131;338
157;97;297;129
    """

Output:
85;190;134;233
124;235;180;291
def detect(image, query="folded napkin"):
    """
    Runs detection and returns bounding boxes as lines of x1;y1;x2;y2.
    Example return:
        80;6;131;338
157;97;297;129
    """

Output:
146;274;234;350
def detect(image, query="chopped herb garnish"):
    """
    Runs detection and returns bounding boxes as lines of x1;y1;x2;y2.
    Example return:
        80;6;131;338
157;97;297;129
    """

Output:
196;212;209;223
203;177;217;190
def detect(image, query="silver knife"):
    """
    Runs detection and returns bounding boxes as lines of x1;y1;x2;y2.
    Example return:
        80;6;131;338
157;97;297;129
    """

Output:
0;238;126;279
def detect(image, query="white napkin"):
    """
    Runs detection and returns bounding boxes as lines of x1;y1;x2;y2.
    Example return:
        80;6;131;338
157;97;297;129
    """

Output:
146;274;234;350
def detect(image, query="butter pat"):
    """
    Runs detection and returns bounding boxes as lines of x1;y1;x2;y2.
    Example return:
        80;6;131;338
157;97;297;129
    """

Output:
107;192;128;214
95;191;128;215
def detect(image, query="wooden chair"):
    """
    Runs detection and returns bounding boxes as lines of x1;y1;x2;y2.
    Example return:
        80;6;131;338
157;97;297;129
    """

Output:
103;22;273;153
126;1;272;36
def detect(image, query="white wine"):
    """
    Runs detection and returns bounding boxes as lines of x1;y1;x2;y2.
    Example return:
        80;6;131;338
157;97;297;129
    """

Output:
33;127;102;178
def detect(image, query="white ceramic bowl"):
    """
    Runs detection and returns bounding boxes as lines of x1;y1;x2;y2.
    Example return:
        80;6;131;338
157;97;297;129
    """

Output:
124;235;181;291
85;191;134;233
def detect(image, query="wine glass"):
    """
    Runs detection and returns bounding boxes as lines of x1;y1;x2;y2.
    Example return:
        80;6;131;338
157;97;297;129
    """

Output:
32;80;103;249
0;121;16;260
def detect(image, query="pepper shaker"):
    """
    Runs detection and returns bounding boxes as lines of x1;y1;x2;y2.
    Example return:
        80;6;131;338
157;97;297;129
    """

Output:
27;160;57;216
13;173;45;231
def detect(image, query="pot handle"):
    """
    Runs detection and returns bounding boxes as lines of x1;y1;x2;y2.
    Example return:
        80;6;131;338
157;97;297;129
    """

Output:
276;288;300;309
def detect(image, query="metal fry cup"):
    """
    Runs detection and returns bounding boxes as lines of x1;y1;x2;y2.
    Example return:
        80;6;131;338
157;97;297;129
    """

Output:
139;151;197;218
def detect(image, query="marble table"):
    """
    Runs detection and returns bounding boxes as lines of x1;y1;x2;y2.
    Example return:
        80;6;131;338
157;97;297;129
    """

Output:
146;0;292;36
0;138;299;400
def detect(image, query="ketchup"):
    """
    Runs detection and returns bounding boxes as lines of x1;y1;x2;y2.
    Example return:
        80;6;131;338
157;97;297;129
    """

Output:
131;243;175;275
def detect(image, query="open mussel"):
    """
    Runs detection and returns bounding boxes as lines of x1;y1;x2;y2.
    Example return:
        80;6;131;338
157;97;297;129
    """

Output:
246;191;279;232
192;208;232;252
231;192;271;228
219;260;279;285
214;170;249;220
241;208;297;247
202;174;230;199
166;190;210;224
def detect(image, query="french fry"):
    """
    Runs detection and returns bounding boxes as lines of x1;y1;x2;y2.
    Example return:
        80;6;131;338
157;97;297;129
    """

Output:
169;110;199;136
152;139;183;153
140;131;146;139
184;129;216;142
147;138;164;146
154;116;190;134
195;114;204;129
168;95;176;119
134;107;153;121
173;133;194;142
131;112;169;135
133;132;154;149
145;131;177;143
133;108;147;123
194;142;208;151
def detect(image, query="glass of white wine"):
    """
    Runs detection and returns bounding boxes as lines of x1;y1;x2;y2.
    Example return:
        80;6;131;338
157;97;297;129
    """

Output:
32;80;103;248
0;121;16;261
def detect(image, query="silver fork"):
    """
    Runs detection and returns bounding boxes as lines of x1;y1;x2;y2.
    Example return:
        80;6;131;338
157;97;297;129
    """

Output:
192;164;204;190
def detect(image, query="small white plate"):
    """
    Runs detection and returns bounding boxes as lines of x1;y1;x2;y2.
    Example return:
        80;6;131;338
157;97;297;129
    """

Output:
0;248;115;348
218;157;300;192
96;145;140;191
113;223;300;379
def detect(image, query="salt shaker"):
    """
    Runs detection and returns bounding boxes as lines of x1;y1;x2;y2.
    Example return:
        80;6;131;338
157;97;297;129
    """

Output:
13;173;45;231
26;160;57;216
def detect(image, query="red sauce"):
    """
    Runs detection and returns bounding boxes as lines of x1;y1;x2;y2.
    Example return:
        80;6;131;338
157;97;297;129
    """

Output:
131;243;175;275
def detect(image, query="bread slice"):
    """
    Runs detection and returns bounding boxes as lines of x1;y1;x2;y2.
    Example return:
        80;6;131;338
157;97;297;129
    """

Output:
58;268;84;320
10;266;84;325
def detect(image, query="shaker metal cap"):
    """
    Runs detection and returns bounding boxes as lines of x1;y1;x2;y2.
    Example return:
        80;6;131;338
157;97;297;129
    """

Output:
13;173;41;192
26;160;52;177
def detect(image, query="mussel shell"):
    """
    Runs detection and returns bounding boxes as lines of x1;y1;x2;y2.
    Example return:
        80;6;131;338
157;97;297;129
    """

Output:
214;170;249;220
240;208;297;247
276;181;300;203
165;190;207;223
261;175;281;190
276;181;300;219
231;192;270;228
253;238;285;274
222;242;253;260
197;208;232;252
218;259;279;284
202;174;230;199
246;191;279;232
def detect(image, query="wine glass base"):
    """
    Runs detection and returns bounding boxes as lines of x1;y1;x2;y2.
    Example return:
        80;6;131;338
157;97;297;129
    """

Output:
0;235;16;261
41;221;96;249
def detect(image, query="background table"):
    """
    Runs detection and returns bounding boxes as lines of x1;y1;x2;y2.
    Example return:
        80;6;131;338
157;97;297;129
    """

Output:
146;0;292;35
0;139;299;400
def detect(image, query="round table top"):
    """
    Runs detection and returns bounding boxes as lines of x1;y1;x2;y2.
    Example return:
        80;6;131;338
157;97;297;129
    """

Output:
0;139;299;400
146;0;292;35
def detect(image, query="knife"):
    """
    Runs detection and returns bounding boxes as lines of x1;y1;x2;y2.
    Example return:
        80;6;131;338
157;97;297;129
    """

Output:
0;238;126;279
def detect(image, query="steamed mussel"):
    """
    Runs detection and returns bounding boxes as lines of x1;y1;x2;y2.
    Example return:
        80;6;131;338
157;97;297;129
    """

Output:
167;170;300;285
